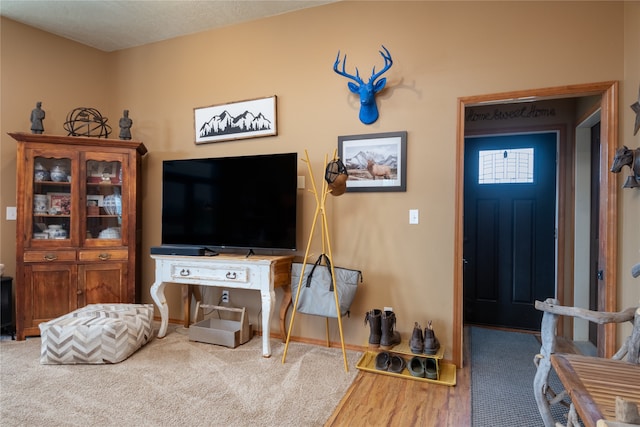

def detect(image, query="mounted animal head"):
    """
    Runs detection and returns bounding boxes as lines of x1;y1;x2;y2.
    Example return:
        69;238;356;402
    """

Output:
611;145;640;188
611;146;635;173
333;45;393;125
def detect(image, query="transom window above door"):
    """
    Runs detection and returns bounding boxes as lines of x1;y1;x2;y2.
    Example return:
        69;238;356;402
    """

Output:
478;148;534;184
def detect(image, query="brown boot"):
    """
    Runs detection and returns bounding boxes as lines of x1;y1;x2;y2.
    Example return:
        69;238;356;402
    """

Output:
380;310;401;350
364;309;382;348
423;320;440;355
409;322;423;354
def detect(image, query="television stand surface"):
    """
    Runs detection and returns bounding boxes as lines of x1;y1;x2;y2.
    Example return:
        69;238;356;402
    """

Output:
149;253;294;357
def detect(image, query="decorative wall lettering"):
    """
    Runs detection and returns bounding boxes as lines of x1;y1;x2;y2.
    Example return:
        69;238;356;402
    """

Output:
465;104;556;122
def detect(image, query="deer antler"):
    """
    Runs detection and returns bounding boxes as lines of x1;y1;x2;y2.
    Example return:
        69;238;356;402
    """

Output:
333;51;364;84
369;45;393;84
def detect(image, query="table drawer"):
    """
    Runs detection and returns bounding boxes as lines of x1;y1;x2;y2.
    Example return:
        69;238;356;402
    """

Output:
23;250;76;263
78;249;128;262
171;264;249;283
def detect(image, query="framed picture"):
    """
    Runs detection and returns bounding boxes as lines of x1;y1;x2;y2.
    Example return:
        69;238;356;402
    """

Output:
48;192;71;214
87;161;120;182
338;131;407;192
86;194;104;207
194;95;277;144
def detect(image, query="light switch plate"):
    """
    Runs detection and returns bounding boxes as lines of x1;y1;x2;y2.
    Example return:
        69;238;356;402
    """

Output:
6;206;17;220
409;209;419;224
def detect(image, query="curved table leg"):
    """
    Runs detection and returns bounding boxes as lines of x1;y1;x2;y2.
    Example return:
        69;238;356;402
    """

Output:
279;286;292;343
260;288;275;357
150;280;169;338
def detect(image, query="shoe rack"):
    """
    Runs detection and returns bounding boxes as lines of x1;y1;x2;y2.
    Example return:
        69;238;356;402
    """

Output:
356;336;457;386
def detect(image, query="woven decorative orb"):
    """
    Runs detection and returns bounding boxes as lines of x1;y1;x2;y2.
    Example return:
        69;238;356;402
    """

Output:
63;107;112;138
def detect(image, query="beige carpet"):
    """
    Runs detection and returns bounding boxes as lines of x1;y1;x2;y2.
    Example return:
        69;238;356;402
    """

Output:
0;325;360;426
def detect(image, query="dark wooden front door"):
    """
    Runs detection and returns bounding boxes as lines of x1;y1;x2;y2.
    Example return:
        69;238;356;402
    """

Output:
463;132;557;330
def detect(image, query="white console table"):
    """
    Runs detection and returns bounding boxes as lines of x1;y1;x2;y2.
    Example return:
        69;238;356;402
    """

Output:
150;253;294;357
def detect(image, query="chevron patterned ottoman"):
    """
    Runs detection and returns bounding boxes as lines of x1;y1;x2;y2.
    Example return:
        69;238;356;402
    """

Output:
39;303;155;364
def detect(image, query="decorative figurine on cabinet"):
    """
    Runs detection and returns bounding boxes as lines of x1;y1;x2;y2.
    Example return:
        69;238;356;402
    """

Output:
30;101;45;134
333;45;393;125
119;109;133;140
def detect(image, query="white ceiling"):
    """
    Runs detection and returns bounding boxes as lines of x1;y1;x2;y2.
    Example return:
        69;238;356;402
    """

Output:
0;0;337;52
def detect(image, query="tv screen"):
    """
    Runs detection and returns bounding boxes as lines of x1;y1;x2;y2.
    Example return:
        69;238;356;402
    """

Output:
161;152;297;251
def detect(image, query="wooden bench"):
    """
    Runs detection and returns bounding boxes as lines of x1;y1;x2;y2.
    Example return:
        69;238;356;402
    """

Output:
533;299;640;427
551;352;640;427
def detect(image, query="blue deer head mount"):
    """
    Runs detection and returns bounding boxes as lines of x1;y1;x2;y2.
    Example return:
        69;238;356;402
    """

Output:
333;45;393;125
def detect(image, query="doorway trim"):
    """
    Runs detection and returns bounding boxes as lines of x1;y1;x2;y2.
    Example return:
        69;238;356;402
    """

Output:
453;81;618;367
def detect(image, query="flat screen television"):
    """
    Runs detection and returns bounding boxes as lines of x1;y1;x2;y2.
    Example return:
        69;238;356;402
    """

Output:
161;152;297;252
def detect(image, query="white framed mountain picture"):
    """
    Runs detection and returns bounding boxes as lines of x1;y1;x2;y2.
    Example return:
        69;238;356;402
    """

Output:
194;96;277;144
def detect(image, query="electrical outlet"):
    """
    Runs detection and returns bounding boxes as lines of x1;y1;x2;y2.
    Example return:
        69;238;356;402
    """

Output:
221;290;230;304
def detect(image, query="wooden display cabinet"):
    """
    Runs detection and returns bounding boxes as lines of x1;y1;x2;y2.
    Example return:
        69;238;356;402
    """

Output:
11;132;147;340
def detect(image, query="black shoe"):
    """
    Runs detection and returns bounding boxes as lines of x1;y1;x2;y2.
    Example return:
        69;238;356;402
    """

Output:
408;356;425;378
424;358;438;379
409;322;423;354
388;354;406;374
375;351;391;371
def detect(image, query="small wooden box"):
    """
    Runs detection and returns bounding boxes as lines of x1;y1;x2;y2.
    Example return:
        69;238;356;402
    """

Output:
188;305;251;348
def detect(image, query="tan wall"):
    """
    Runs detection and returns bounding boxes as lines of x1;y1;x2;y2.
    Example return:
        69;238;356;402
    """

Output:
2;1;638;361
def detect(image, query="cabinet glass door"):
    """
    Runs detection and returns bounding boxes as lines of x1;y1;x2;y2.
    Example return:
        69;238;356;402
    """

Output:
85;158;124;243
32;156;72;241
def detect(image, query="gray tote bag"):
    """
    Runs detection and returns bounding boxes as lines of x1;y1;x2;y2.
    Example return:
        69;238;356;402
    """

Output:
291;254;362;318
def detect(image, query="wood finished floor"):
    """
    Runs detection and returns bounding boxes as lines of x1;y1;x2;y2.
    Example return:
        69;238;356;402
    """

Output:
324;328;472;427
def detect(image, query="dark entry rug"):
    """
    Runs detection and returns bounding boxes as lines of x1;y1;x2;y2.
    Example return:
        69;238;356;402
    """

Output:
470;326;571;426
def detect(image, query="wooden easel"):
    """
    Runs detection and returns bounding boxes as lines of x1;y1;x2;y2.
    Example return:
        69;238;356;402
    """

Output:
282;149;349;372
